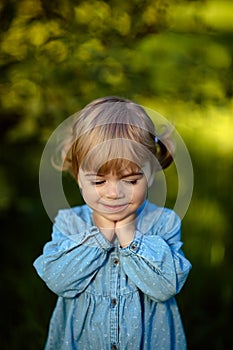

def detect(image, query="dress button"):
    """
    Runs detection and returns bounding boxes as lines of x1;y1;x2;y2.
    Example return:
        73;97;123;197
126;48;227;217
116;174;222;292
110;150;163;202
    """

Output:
113;258;119;266
131;243;137;250
111;298;117;306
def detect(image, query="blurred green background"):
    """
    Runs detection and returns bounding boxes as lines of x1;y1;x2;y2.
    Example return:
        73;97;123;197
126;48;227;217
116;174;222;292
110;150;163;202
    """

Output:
0;0;232;349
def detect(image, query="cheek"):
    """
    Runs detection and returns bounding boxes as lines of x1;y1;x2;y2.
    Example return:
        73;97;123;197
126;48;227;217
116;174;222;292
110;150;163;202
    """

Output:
135;184;147;201
82;187;100;202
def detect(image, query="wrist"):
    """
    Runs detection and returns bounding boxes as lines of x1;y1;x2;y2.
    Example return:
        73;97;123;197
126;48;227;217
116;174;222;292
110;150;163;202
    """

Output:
119;239;133;248
115;227;134;248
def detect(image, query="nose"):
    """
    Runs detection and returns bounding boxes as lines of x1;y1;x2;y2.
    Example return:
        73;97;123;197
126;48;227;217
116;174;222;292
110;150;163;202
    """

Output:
105;181;123;199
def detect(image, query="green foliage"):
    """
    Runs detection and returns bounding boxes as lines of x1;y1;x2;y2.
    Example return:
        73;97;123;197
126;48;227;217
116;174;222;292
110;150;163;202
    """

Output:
0;0;233;349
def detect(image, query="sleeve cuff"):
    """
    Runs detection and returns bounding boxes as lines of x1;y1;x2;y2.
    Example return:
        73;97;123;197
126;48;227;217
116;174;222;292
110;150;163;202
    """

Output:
120;230;143;256
94;229;114;250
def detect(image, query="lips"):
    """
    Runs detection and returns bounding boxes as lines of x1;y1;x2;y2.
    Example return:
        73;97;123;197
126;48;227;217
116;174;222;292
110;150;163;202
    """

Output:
101;203;129;212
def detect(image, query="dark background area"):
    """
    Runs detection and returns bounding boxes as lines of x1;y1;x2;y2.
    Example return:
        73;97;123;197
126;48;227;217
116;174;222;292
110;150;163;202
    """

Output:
0;1;232;349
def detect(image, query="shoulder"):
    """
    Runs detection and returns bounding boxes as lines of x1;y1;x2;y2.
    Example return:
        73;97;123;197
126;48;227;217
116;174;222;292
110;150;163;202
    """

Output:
53;205;93;235
138;201;181;235
55;204;91;219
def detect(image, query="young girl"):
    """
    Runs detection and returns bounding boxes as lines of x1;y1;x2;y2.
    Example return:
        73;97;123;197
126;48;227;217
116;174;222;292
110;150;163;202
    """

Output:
34;96;192;350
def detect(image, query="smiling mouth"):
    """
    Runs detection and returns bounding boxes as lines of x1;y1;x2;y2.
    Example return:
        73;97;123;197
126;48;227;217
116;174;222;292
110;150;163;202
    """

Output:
101;203;129;212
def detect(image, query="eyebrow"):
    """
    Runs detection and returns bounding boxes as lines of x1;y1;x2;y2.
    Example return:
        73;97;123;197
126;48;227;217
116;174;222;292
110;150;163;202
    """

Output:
121;172;144;178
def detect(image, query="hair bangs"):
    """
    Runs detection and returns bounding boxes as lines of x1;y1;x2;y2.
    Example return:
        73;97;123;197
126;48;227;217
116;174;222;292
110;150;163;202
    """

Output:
98;159;140;176
80;137;153;174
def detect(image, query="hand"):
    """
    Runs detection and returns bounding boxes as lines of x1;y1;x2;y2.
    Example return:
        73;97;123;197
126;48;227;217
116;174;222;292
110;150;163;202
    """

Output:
93;212;115;242
93;212;136;247
115;214;136;248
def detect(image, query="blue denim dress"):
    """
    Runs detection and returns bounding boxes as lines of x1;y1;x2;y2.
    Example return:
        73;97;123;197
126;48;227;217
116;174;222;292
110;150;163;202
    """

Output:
34;201;191;350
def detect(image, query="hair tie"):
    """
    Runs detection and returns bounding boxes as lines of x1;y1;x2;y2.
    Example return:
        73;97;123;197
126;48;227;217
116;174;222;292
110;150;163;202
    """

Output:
155;136;158;143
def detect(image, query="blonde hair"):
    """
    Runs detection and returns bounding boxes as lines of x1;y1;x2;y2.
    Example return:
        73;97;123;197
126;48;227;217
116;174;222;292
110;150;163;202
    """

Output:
55;96;174;180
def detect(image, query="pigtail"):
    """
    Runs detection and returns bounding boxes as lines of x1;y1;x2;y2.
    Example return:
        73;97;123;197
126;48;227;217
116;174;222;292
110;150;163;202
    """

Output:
155;125;175;170
51;122;76;177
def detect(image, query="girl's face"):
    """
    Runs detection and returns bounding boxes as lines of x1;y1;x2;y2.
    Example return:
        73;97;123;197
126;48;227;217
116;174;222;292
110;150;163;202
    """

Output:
78;167;148;224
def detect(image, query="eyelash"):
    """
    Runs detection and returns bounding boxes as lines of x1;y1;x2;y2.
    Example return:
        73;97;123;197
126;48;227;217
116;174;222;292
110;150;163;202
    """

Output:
91;181;105;186
125;179;138;185
90;180;139;186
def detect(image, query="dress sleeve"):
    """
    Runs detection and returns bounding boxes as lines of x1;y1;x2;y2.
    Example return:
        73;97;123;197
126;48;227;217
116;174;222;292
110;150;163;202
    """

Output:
33;209;112;298
119;210;192;302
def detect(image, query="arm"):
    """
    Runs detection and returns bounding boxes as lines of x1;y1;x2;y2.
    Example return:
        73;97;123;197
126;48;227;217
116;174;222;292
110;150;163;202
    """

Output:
119;210;192;302
33;210;112;298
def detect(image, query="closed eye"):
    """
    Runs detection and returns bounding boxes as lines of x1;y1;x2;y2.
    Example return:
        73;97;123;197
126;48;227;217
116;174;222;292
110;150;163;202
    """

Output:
123;173;144;185
91;180;106;186
124;179;138;185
